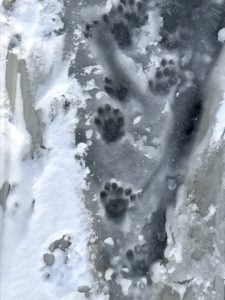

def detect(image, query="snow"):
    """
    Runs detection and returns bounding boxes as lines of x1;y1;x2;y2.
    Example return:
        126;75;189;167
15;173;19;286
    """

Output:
133;115;142;125
218;28;225;43
211;93;225;143
104;237;114;246
105;268;114;281
120;278;132;296
0;0;94;299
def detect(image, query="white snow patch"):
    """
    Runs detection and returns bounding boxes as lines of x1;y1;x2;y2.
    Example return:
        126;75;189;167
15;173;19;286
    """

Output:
104;237;114;246
0;0;93;299
205;204;217;221
120;278;132;296
105;268;114;281
211;94;225;143
218;28;225;43
133;115;142;125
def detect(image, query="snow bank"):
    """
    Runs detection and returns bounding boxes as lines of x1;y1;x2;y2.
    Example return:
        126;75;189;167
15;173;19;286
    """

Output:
0;0;93;299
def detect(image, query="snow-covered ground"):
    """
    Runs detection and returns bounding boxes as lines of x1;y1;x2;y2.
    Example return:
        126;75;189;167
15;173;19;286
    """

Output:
0;1;95;299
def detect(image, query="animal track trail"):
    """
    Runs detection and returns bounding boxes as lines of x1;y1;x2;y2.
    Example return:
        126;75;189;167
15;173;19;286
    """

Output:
76;0;179;296
75;1;164;296
74;0;225;298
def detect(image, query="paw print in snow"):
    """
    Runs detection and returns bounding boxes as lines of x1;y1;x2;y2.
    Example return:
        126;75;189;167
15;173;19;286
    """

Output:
126;243;149;276
111;21;132;47
83;0;148;48
94;104;125;143
149;58;179;95
100;180;139;218
104;77;129;102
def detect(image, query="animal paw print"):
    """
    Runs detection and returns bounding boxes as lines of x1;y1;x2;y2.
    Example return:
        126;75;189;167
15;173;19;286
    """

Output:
108;0;148;47
118;0;149;29
161;3;180;34
148;58;179;95
126;243;149;276
110;21;132;48
160;26;193;51
123;0;148;28
159;2;182;47
83;20;99;39
94;104;125;143
100;180;139;218
104;77;129;102
160;29;180;50
83;12;131;48
83;0;148;48
159;3;196;50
